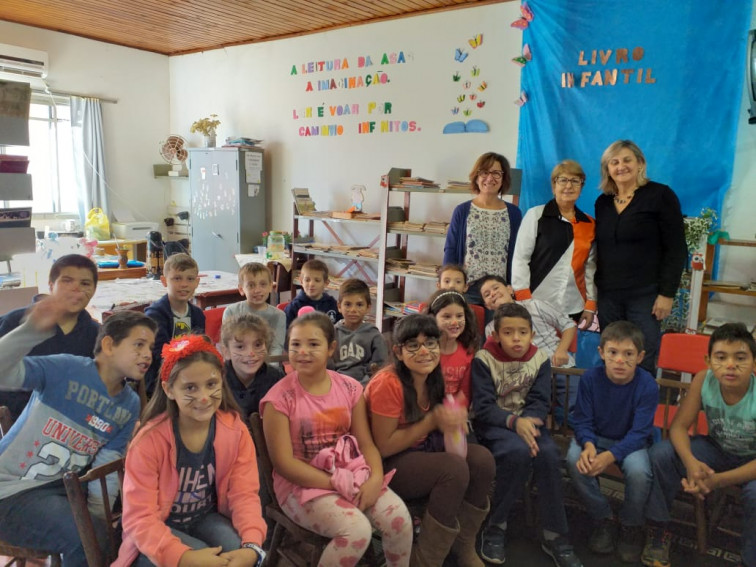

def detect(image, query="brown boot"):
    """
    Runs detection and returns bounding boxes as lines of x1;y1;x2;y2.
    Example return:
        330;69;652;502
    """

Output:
451;500;489;567
410;510;460;567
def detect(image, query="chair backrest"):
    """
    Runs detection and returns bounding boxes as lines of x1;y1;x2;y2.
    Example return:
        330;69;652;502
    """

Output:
470;304;486;340
549;367;585;437
277;301;290;312
204;306;226;345
248;413;278;506
654;377;708;439
657;333;709;377
0;405;12;438
63;457;126;567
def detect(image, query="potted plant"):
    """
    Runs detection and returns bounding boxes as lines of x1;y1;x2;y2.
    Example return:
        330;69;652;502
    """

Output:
190;114;221;147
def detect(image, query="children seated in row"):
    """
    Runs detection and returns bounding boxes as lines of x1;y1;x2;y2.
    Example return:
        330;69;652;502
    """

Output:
115;334;266;567
332;278;388;384
145;253;206;395
643;323;756;567
566;321;657;564
262;311;413;567
284;259;341;327
223;262;286;359
366;314;496;567
0;296;157;565
472;303;582;566
0;253;101;420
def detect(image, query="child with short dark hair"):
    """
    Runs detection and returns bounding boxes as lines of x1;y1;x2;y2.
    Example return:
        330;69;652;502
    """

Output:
223;262;286;359
642;323;756;567
0;298;157;565
220;313;284;422
144;253;205;395
566;321;657;563
332;278;387;384
472;303;582;566
284;259;341;327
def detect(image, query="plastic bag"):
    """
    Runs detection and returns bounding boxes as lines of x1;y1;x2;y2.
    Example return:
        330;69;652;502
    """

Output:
85;208;110;241
575;329;602;369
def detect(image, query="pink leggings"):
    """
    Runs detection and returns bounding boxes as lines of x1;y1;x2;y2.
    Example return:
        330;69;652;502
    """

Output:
280;489;412;567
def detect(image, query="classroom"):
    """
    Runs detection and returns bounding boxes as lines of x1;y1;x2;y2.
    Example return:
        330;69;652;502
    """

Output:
1;1;755;566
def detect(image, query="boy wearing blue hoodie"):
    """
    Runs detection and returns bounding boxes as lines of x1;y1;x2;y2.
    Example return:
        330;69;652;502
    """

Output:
284;259;341;327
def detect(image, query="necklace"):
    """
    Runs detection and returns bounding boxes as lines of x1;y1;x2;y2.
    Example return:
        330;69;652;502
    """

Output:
614;191;634;205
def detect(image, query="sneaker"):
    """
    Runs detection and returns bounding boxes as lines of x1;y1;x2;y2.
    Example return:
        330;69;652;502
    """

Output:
641;526;671;567
479;525;507;564
617;524;644;563
541;536;584;567
588;518;617;554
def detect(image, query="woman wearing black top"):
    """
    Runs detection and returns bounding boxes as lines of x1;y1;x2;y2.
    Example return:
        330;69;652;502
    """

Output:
594;140;687;373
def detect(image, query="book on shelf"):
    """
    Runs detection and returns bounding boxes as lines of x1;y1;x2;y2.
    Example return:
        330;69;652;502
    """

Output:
292;188;316;215
446;180;469;190
392;176;440;189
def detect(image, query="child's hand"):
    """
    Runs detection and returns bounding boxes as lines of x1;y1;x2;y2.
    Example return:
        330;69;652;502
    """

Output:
551;348;570;368
576;443;597;475
682;459;716;499
584;451;615;477
354;474;382;511
577;310;594;330
178;547;228;567
220;547;259;567
515;416;543;457
24;295;74;332
433;403;468;434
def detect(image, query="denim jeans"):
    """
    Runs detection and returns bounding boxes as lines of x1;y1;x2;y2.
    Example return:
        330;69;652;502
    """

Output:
132;512;241;566
565;437;652;526
0;480;105;567
646;437;756;567
597;284;660;374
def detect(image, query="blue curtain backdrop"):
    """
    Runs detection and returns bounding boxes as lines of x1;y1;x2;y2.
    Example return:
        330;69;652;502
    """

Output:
516;0;752;216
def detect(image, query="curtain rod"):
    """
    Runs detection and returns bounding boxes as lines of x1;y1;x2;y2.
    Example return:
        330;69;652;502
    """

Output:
31;87;118;104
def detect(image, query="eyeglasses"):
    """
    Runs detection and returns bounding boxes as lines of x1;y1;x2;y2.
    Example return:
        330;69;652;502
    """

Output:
400;338;440;352
477;170;504;180
555;177;583;187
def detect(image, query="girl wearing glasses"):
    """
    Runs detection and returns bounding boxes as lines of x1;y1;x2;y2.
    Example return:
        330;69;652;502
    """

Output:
365;314;495;567
511;160;597;330
443;152;522;310
261;311;412;567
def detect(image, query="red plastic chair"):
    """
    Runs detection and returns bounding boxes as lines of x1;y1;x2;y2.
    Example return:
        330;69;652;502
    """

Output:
277;301;289;312
204;306;226;346
656;332;710;378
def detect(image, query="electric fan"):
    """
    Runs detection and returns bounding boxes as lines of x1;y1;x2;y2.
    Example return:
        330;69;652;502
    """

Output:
159;135;188;176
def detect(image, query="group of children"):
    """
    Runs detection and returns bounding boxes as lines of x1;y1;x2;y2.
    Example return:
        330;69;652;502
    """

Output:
0;253;753;567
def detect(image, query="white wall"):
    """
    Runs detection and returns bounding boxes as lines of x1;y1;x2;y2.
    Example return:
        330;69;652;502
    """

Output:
0;21;171;224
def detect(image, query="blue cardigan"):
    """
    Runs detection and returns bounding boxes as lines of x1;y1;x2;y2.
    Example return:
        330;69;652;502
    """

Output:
443;200;522;283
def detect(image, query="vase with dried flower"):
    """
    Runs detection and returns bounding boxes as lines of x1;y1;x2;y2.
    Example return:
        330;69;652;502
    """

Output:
190;114;221;148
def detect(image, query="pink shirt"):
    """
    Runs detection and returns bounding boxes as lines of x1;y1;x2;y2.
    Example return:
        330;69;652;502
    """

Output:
260;370;362;503
440;341;473;405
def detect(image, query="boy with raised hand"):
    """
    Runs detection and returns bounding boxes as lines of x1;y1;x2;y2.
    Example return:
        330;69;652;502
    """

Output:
284;259;341;327
472;302;582;567
332;278;387;385
0;254;100;420
0;294;157;565
144;253;205;395
642;323;756;567
223;261;286;359
566;321;657;563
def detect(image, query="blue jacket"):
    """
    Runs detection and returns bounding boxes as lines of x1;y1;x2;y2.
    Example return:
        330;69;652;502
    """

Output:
284;290;342;328
443;200;523;283
144;294;205;394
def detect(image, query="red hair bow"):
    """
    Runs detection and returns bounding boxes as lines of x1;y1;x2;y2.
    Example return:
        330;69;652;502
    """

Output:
160;334;224;383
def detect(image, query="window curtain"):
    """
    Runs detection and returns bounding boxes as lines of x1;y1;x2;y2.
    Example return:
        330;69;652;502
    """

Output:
70;96;108;224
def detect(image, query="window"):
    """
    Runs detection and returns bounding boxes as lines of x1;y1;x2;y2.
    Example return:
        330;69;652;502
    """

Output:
3;93;78;214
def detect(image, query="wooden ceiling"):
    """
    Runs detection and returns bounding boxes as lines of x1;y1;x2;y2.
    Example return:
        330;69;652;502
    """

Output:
0;0;504;56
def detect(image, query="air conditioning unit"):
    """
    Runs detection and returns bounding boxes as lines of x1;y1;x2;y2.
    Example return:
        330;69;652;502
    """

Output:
0;43;48;79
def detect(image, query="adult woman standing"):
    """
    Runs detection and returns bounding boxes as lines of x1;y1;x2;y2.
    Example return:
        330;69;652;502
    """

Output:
511;160;597;328
443;152;522;306
594;140;686;372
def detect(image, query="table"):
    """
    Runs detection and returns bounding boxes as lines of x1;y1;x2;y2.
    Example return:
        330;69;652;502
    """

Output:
97;266;148;281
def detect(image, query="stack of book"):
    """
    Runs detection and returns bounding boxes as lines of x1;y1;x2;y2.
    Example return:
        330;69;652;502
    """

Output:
408;263;440;277
223;137;263;148
424;221;448;234
388;221;425;232
446;180;469;191
383;300;425;316
393;176;440;189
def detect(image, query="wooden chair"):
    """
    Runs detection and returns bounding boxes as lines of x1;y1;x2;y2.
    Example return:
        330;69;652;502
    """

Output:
63;458;126;567
0;406;62;567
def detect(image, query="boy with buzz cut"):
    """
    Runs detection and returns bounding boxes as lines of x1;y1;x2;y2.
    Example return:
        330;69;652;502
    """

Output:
332;278;388;384
0;254;101;420
144;253;205;395
642;323;756;567
223;261;286;359
284;258;341;327
0;296;157;565
472;303;582;567
566;321;657;564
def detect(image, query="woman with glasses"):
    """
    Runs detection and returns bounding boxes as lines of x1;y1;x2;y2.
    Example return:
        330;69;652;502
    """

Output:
365;314;495;567
511;160;597;329
443;152;522;308
594;140;686;373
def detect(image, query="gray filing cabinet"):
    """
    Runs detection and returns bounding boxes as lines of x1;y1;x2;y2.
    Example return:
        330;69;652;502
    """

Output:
188;147;265;273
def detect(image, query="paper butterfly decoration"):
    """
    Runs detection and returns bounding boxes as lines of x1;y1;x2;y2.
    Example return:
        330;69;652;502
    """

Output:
514;90;528;107
463;109;473;117
464;81;471;89
477;101;486;108
511;2;534;30
512;43;532;67
471;66;480;77
451;107;460;115
470;94;477;101
468;34;483;49
453;72;461;82
477;81;488;92
457;94;466;103
454;48;468;63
